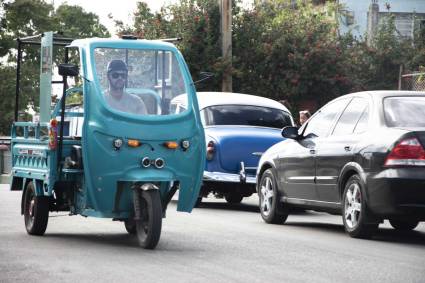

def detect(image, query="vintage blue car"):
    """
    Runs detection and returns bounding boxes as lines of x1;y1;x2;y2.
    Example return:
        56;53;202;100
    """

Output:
171;92;294;204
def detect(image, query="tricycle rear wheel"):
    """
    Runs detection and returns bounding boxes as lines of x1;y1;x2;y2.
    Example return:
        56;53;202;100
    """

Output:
136;190;162;249
23;181;49;235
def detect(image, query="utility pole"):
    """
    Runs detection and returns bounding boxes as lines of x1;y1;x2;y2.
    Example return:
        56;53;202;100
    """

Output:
220;0;232;92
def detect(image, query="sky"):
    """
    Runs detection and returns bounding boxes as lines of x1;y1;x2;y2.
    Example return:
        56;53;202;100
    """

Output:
53;0;178;35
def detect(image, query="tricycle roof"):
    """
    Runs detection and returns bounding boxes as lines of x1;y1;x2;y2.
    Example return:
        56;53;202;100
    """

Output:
68;38;178;51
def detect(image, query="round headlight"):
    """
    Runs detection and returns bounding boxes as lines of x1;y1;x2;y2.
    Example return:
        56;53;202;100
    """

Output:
181;140;190;150
113;138;123;150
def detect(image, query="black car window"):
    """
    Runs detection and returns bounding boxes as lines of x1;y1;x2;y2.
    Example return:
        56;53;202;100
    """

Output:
332;98;368;136
203;105;292;129
384;96;425;127
353;106;369;134
303;98;350;137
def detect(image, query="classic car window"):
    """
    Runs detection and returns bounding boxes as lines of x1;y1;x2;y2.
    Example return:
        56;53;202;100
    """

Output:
303;98;350;138
384;97;425;127
332;98;368;136
204;105;292;129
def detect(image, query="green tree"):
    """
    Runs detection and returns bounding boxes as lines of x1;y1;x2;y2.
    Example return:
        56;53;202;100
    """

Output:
115;0;222;90
233;0;351;109
0;0;109;135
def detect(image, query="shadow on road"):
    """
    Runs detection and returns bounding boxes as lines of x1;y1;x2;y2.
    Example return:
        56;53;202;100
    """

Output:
284;221;425;245
373;228;425;245
195;201;260;213
44;232;140;248
286;221;344;233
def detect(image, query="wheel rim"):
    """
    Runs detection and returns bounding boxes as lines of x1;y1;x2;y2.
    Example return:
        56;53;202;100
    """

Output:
344;183;362;229
260;176;274;217
25;190;35;229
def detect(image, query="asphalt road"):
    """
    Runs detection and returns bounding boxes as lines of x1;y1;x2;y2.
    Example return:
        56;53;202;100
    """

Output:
0;184;424;283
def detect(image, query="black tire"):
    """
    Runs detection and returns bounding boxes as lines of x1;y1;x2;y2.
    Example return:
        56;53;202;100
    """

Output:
224;193;243;204
389;219;419;231
258;169;288;224
124;219;136;234
136;190;162;249
23;181;49;235
342;175;378;239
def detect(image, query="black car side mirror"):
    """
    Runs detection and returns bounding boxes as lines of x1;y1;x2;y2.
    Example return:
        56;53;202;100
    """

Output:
58;63;79;77
281;126;300;140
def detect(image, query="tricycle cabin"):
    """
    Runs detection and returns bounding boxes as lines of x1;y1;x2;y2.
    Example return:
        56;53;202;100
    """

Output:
11;32;206;249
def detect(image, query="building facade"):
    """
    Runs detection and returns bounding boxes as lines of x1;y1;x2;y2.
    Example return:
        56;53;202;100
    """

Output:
339;0;425;42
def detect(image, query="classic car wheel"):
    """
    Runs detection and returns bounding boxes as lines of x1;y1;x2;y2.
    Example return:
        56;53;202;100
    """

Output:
23;181;49;235
194;196;203;208
124;219;136;234
342;175;378;238
259;169;288;224
389;219;419;231
136;190;162;249
224;193;243;204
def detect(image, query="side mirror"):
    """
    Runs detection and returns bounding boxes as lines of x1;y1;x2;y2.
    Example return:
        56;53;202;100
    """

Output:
281;126;299;140
58;63;79;77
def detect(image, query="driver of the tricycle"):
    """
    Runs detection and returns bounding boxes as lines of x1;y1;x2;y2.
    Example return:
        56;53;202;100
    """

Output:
104;59;148;115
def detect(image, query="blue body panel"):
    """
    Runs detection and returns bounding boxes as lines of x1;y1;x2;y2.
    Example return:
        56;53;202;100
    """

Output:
77;39;205;215
205;126;284;176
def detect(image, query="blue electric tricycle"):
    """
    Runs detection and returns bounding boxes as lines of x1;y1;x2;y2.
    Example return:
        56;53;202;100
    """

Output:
10;32;205;249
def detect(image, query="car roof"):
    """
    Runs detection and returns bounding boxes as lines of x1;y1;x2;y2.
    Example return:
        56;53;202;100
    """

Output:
174;92;291;113
339;90;425;101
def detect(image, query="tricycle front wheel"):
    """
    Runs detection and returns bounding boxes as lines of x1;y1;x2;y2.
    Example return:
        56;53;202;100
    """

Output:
136;190;162;249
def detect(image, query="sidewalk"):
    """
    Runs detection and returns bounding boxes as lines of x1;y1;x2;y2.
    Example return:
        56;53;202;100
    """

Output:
0;174;10;185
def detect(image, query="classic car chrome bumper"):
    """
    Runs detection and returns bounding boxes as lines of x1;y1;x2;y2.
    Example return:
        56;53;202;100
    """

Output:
203;162;256;184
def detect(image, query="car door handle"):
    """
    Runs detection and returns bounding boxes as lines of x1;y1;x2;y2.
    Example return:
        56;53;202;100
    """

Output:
344;146;351;152
310;149;316;154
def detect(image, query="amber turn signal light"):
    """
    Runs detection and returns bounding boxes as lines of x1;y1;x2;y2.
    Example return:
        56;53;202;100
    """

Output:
127;139;141;147
163;141;178;149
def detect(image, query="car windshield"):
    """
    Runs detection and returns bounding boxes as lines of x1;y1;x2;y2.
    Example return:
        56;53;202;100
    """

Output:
384;96;425;127
203;105;292;129
94;48;187;116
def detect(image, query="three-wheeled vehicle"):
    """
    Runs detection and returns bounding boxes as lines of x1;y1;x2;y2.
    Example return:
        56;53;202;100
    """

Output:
10;32;205;249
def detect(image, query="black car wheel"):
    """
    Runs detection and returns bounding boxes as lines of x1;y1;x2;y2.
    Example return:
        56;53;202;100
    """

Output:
23;181;49;235
135;190;162;249
342;175;378;239
389;219;419;231
259;169;288;224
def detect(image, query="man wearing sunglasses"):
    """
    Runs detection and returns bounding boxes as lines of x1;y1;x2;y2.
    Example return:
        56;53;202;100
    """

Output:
104;59;147;115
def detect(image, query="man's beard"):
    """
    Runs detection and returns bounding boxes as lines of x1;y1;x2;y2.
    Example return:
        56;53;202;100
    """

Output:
110;79;125;91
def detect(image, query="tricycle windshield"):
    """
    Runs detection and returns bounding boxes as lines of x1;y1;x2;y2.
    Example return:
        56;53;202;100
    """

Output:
94;48;188;116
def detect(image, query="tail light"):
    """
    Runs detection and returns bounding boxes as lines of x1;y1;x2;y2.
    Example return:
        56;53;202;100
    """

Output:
384;137;425;166
206;140;215;160
48;119;58;150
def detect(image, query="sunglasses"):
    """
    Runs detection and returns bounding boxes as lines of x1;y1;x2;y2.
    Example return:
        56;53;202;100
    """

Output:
110;72;127;79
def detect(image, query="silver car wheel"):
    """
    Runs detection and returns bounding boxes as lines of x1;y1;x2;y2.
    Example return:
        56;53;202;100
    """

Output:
344;182;362;229
260;176;274;217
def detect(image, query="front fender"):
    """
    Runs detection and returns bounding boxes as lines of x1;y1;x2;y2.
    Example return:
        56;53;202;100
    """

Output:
120;168;200;213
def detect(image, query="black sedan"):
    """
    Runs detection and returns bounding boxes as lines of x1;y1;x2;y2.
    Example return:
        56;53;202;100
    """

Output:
256;91;425;238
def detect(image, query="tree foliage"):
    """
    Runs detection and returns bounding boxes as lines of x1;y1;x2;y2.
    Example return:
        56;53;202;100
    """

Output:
117;0;422;112
233;0;351;108
115;0;222;90
0;0;109;135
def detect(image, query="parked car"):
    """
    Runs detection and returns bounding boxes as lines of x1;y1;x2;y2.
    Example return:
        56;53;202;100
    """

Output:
257;91;425;238
171;92;294;204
